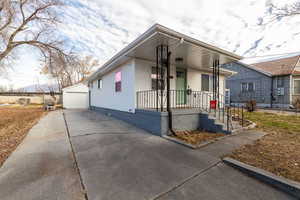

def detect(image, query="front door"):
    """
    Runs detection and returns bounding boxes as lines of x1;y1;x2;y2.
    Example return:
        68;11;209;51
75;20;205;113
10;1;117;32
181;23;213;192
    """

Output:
176;68;187;105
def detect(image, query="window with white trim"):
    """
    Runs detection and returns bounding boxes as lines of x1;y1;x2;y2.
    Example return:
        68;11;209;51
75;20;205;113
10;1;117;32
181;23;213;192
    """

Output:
241;83;248;92
151;67;165;90
97;79;102;89
201;74;213;92
115;71;121;92
248;82;254;92
241;82;255;92
294;79;300;94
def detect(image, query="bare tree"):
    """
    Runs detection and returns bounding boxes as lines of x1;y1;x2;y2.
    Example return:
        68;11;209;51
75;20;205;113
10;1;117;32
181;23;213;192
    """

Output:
267;1;300;21
41;54;98;91
75;56;99;81
0;0;69;70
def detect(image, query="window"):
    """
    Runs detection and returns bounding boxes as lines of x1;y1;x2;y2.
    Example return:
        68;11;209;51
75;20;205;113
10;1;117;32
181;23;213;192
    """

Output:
115;71;121;92
277;76;284;87
201;74;210;91
151;67;165;90
241;82;254;92
294;80;300;94
241;83;248;92
248;82;254;92
97;79;102;89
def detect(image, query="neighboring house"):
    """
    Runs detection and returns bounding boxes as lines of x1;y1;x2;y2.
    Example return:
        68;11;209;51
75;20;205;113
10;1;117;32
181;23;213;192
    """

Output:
223;55;300;108
62;83;89;109
87;24;242;136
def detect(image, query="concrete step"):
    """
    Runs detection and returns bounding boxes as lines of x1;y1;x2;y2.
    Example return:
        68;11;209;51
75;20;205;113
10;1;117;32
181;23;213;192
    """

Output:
199;112;231;134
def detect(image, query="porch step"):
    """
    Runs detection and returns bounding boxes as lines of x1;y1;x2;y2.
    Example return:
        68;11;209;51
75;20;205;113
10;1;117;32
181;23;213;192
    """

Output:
199;112;231;134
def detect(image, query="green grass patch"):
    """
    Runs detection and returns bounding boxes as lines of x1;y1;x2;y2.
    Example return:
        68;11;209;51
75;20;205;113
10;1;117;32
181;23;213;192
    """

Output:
244;111;300;134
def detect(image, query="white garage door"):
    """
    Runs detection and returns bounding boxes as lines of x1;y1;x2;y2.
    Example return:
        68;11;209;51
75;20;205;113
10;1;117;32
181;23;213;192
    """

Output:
63;92;88;109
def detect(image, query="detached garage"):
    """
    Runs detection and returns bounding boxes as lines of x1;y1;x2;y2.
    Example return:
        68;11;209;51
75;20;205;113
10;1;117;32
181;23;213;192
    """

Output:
63;83;89;109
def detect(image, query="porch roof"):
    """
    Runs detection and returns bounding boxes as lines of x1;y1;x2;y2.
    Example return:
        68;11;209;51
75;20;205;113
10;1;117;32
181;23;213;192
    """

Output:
88;24;242;81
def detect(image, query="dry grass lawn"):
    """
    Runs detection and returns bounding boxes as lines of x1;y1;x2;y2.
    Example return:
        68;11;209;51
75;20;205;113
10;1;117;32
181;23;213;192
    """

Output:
173;130;225;145
230;111;300;182
0;106;46;167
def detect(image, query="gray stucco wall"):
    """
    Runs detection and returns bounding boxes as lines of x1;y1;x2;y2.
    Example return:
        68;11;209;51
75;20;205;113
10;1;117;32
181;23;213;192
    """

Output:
91;106;229;136
223;62;291;106
91;106;166;136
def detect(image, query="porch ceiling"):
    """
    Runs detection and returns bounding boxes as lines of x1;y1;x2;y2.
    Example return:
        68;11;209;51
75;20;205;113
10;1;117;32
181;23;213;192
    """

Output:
126;32;239;70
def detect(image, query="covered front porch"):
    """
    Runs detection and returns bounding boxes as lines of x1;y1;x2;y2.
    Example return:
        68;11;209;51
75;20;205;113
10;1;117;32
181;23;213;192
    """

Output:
128;26;241;134
128;26;239;114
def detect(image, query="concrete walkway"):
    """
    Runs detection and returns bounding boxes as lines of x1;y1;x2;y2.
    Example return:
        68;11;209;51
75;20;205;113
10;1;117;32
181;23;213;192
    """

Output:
64;110;295;200
0;111;85;200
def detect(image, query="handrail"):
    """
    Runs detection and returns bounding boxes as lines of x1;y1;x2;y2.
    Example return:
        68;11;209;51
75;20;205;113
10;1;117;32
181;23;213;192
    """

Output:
136;90;226;111
136;89;247;133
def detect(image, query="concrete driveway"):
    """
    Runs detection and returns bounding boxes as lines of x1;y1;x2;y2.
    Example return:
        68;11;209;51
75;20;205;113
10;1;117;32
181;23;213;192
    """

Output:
0;111;85;200
64;110;295;200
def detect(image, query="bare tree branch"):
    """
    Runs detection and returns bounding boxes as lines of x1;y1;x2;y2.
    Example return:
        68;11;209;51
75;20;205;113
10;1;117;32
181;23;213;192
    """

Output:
41;54;98;90
0;0;69;72
266;1;300;23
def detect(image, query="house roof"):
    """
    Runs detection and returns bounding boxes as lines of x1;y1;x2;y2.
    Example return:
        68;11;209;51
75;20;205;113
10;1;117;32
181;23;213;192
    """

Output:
244;55;300;76
88;24;242;81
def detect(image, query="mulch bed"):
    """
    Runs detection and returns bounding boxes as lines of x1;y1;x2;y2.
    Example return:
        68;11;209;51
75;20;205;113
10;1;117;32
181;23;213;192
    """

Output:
0;107;46;167
172;130;225;145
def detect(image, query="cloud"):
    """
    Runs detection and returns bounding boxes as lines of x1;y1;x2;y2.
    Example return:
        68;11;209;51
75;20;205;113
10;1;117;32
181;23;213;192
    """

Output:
59;0;300;60
2;0;300;88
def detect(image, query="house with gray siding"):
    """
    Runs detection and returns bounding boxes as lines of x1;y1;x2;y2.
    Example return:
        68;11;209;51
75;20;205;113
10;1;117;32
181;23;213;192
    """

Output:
223;55;300;108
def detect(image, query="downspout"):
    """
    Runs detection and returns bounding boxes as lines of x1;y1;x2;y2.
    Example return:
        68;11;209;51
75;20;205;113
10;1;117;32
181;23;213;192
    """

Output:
166;39;184;136
166;50;176;136
271;77;274;108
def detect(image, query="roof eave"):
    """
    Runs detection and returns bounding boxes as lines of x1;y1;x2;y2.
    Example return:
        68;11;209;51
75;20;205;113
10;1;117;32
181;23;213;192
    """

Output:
235;61;273;77
88;24;243;81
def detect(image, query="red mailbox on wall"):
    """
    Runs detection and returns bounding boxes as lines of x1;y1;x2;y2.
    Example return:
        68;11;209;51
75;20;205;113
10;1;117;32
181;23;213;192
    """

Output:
210;100;217;109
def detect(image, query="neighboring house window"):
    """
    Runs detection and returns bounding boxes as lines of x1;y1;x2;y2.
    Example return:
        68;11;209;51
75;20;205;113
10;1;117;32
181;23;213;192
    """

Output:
115;71;122;92
294;80;300;94
277;76;284;87
151;67;165;90
97;79;102;89
241;82;254;92
241;83;248;92
201;74;210;91
248;82;254;92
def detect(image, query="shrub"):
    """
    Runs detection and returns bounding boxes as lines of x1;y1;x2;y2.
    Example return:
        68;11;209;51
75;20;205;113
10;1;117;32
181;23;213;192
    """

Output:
292;97;300;110
246;100;257;112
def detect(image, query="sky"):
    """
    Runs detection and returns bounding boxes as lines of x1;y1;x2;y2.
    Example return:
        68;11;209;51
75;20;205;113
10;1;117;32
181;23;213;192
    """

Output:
1;0;300;89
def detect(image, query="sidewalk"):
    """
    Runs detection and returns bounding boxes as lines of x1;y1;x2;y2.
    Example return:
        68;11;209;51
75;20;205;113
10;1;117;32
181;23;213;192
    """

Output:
0;111;85;200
